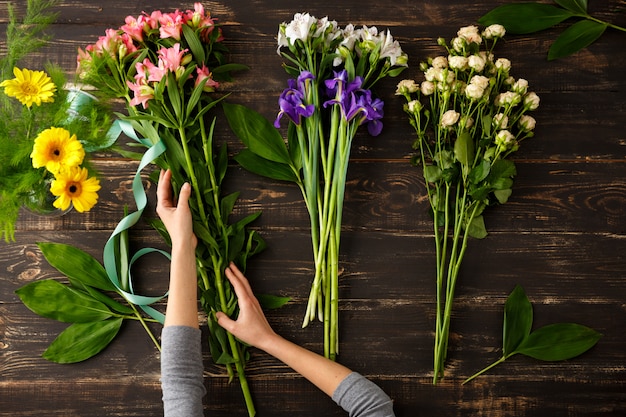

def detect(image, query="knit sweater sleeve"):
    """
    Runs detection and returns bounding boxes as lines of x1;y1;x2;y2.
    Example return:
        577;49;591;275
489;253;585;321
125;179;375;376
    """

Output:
332;372;395;417
161;325;207;417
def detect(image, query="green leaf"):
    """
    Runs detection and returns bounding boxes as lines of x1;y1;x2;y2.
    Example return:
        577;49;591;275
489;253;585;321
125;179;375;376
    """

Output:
234;149;299;183
257;294;290;309
423;164;442;183
469;159;491;184
548;19;607;60
454;131;474;167
223;102;292;164
182;24;206;63
467;215;488;239
42;318;123;363
16;280;112;323
494;188;513;204
503;285;534;356
479;3;574;34
220;192;240;223
165;72;183;122
515;323;602;360
554;0;587;14
37;242;115;292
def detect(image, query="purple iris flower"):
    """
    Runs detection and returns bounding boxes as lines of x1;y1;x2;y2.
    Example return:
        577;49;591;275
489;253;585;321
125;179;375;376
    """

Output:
274;71;316;128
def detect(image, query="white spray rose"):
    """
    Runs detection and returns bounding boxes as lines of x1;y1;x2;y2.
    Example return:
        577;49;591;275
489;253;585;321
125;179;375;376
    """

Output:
496;91;521;107
493;113;508;129
495;58;511;73
448;55;468;70
469;75;490;90
483;24;506;39
468;54;486;72
431;56;448;69
457;25;482;44
440;110;460;128
495;129;516;149
421;80;435;95
465;83;485;100
524;92;540;110
519;115;537;131
396;79;419;95
512;78;529;94
407;100;422;113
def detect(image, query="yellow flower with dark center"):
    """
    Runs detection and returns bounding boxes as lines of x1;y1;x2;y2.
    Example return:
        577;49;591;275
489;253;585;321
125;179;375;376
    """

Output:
0;67;57;107
31;127;85;174
50;166;101;212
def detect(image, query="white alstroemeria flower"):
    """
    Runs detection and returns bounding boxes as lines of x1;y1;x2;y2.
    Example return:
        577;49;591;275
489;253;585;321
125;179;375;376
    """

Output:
431;56;448;69
457;25;482;45
441;109;460;128
340;24;358;50
493;113;508;129
495;57;511;73
483;24;506;40
523;92;540;110
469;75;490;90
448;55;468;70
396;79;419;95
379;29;407;66
421;80;435;95
519;115;537;131
465;83;485;100
496;91;521;107
285;12;317;44
468;54;486;72
512;78;529;94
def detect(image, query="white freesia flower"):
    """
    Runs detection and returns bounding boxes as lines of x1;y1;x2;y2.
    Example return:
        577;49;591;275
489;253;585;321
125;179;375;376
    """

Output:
483;24;506;39
519;115;536;131
440;109;460;128
448;55;468;70
396;79;419;95
524;92;540;110
468;54;486;72
457;25;482;44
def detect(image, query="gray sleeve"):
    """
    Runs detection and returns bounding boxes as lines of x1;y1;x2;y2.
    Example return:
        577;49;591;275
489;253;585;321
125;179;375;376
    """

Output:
161;325;207;417
332;372;395;417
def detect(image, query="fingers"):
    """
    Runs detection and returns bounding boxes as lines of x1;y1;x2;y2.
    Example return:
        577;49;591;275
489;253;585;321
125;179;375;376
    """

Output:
156;169;173;209
215;311;234;332
225;262;253;296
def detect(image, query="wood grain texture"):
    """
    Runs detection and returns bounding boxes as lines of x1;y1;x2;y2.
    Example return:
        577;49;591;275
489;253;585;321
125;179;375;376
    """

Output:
1;0;625;416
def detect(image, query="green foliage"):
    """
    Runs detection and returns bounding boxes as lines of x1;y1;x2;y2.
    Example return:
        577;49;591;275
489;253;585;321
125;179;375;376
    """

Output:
479;1;624;60
15;241;161;363
464;285;602;383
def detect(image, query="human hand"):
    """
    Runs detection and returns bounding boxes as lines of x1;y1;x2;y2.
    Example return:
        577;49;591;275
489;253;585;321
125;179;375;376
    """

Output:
216;263;277;351
156;169;197;249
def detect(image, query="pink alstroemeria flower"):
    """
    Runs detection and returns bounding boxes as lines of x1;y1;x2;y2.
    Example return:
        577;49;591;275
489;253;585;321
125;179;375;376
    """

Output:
127;80;154;109
195;65;220;92
157;44;188;78
121;15;144;42
159;12;184;40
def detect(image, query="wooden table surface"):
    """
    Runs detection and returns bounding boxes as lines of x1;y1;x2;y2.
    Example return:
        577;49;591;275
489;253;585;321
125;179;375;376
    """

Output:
1;1;625;416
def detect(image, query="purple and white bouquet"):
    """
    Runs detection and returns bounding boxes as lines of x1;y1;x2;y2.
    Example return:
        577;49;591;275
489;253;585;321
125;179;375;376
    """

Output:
224;12;407;359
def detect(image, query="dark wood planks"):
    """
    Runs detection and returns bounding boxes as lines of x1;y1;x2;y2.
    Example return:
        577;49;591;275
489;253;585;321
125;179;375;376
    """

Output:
1;0;626;416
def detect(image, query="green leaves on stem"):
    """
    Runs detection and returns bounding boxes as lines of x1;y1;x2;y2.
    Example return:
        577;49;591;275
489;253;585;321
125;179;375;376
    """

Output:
15;242;159;363
464;285;602;384
479;1;625;60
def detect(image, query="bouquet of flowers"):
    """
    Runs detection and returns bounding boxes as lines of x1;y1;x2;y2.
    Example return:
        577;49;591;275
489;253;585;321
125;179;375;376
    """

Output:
224;12;407;359
0;0;114;242
77;4;267;415
396;24;540;384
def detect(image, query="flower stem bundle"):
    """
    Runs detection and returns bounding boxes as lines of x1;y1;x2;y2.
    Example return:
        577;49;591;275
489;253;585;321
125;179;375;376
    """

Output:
77;5;262;415
397;25;540;383
225;12;407;359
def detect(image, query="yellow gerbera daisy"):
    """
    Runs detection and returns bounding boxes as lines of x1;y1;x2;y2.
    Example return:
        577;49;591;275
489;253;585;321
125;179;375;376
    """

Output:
50;166;101;212
0;67;56;107
31;127;85;174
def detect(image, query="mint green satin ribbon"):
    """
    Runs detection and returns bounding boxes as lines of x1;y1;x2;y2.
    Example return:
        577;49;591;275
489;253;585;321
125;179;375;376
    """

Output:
102;120;169;324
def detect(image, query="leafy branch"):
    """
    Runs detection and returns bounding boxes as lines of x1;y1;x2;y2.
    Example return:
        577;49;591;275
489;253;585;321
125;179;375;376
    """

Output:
479;0;626;60
464;285;602;383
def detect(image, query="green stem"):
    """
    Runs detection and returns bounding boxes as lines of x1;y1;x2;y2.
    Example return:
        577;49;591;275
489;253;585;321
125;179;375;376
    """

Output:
579;14;626;33
463;355;508;384
128;303;161;352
